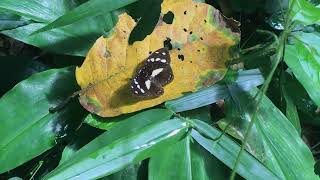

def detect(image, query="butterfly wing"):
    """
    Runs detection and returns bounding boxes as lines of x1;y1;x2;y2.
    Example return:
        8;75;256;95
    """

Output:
131;48;173;97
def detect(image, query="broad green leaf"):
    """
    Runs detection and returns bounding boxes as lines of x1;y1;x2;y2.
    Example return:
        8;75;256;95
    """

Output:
58;124;104;166
102;162;146;180
44;117;188;179
0;0;117;56
181;106;212;124
220;87;318;179
0;67;86;173
282;72;301;134
84;109;172;130
289;0;320;25
2;14;114;56
285;72;320;127
149;107;227;180
0;0;76;22
284;32;320;107
165;69;264;112
191;120;280;180
33;0;138;34
149;135;228;180
59;109;173;166
0;12;31;31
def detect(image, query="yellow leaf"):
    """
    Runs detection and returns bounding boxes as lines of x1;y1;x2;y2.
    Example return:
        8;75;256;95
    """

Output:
76;0;240;117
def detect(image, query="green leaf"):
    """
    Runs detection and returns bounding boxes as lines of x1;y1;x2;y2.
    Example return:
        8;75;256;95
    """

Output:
33;0;138;34
165;69;264;112
0;12;31;31
0;0;117;56
220;87;318;179
0;0;76;22
191;120;280;180
43;117;188;179
282;72;301;134
149;135;228;180
58;124;104;166
283;71;320;127
289;0;320;25
0;67;86;173
1;14;114;56
102;162;146;180
284;32;320;107
84;109;173;130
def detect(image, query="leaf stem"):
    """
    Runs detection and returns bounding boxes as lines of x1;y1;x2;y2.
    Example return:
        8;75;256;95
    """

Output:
229;4;292;179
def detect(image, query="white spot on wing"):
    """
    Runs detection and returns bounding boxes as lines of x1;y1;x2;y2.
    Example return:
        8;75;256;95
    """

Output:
155;51;159;54
137;85;141;89
140;88;145;93
162;52;166;55
134;79;138;85
161;59;166;63
131;85;134;88
155;58;160;61
134;91;138;94
151;58;155;62
145;80;151;90
151;68;164;77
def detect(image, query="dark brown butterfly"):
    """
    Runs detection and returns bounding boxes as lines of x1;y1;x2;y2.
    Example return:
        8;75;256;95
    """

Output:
131;48;174;98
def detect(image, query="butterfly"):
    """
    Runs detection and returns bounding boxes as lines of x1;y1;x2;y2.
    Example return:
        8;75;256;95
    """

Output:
131;48;174;98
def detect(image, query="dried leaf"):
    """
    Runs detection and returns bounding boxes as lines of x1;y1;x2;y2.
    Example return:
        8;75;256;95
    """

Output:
76;0;240;117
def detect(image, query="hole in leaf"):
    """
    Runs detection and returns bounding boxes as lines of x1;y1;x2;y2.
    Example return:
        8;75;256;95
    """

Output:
128;0;163;45
163;37;173;50
183;28;187;32
184;11;187;15
178;54;184;61
200;37;204;40
163;11;174;24
189;31;193;34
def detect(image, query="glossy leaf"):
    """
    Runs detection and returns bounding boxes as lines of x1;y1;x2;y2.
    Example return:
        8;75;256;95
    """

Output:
282;73;301;134
149;136;227;180
285;32;320;107
2;14;114;56
102;162;145;180
149;107;227;180
0;67;86;173
33;0;137;34
219;87;318;179
289;0;320;25
165;69;264;112
0;0;75;22
191;120;280;180
285;73;320;127
76;0;240;117
0;1;116;56
84;109;173;130
44;116;188;179
0;12;31;31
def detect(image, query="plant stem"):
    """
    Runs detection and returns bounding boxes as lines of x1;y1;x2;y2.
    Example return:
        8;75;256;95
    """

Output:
229;7;292;179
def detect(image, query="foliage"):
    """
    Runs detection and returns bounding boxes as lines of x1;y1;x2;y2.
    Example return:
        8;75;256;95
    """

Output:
0;0;319;179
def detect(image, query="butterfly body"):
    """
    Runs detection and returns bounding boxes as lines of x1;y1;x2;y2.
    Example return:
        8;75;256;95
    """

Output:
131;48;174;98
